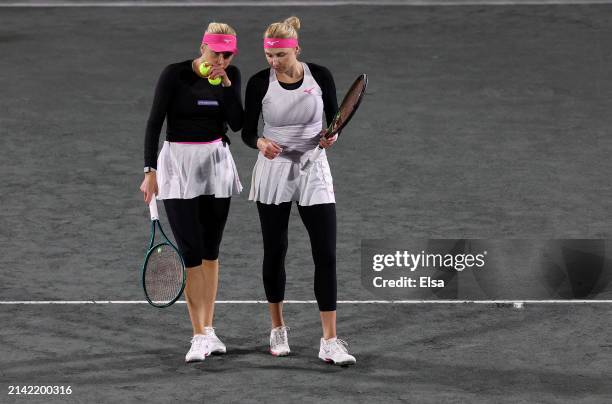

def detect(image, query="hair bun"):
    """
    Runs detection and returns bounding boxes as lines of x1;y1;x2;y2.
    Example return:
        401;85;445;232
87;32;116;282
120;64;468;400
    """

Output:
283;16;301;31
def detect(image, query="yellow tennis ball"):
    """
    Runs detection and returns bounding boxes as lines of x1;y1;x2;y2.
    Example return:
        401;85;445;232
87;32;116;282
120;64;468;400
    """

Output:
208;76;222;86
198;62;211;77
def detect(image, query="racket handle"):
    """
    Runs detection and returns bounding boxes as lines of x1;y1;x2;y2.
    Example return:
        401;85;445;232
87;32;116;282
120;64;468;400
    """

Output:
149;194;159;221
301;145;323;173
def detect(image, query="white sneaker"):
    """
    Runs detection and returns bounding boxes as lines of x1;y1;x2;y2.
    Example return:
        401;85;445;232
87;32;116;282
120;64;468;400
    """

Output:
318;337;356;366
269;326;290;356
185;334;210;363
203;327;226;355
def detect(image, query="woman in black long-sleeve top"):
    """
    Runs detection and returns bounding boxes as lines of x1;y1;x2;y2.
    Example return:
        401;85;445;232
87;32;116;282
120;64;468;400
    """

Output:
139;22;243;363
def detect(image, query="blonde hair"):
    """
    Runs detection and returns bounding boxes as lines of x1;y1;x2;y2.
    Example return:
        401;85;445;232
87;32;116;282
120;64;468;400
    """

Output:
264;16;300;39
205;22;237;36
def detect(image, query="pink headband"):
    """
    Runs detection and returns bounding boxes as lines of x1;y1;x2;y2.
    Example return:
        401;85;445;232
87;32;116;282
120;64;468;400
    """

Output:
202;33;238;54
263;38;298;49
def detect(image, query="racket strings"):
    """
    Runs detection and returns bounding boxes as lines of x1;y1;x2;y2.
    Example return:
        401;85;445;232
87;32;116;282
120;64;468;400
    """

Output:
145;244;183;304
339;82;366;118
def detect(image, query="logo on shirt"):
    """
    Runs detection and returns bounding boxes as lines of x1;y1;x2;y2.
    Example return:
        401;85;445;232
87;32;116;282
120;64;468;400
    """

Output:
197;100;219;106
303;87;315;95
223;39;233;43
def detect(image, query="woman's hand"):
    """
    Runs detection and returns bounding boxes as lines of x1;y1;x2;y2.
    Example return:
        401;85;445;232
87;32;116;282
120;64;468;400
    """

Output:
318;129;338;149
208;63;231;87
140;172;158;204
257;138;283;160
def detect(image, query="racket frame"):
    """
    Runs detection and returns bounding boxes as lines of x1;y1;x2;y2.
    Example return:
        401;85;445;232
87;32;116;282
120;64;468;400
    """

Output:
324;74;368;139
301;74;368;171
141;198;186;308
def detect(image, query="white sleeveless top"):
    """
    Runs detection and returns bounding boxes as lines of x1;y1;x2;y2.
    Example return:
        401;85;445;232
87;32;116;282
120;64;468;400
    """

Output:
249;63;335;205
262;63;324;155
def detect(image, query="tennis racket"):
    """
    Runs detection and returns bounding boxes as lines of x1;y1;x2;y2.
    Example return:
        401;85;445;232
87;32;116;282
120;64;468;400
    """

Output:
301;74;368;171
141;196;186;308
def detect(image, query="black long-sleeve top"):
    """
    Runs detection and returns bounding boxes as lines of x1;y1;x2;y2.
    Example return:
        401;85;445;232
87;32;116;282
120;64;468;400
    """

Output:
144;60;243;168
241;62;338;149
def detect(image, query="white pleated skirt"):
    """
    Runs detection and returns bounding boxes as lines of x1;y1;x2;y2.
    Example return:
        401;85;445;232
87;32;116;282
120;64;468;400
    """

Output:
156;140;242;200
248;149;335;206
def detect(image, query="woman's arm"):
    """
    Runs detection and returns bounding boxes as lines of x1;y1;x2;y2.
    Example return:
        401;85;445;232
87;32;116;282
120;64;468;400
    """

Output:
308;63;338;127
241;71;268;149
221;65;244;132
144;64;175;169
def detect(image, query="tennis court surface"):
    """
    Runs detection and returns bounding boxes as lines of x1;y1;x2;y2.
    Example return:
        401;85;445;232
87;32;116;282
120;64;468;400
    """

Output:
1;2;611;402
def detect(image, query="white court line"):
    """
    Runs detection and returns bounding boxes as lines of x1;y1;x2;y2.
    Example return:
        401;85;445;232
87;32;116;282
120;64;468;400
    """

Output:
0;300;611;304
2;1;612;6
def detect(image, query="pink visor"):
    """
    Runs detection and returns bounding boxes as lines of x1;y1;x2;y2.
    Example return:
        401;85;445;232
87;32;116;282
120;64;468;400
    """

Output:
263;38;298;49
202;33;238;54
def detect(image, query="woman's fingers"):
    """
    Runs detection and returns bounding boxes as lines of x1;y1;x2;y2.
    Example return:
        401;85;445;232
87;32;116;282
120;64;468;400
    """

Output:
259;138;283;159
268;142;282;158
269;142;282;153
319;133;338;148
209;65;227;79
264;140;281;159
140;180;148;202
140;176;158;204
265;148;281;159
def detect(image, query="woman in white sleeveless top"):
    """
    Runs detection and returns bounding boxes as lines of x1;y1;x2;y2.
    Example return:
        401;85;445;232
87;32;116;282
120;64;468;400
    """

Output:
242;16;356;366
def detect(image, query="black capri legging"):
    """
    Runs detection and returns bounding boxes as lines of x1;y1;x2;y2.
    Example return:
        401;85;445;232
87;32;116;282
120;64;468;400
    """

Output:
163;195;231;268
257;201;337;311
